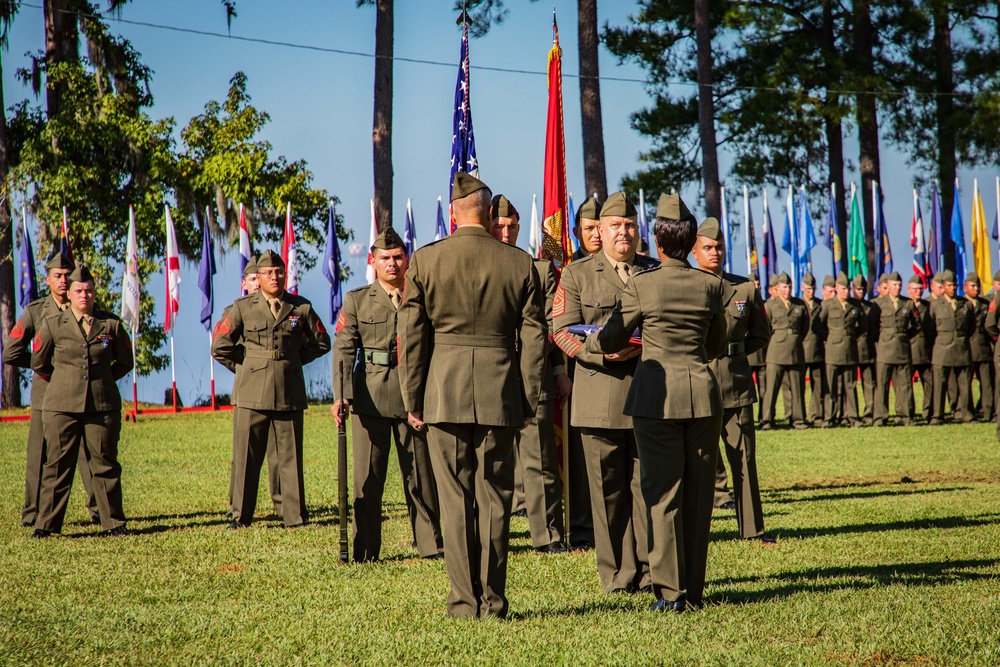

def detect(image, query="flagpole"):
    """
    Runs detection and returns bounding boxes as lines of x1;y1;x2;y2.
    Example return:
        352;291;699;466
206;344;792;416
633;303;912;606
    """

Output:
131;327;139;421
721;186;729;273
996;176;1000;280
743;185;751;274
170;329;178;412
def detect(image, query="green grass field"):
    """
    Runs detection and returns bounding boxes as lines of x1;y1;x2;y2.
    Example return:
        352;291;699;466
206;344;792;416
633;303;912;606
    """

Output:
2;403;999;666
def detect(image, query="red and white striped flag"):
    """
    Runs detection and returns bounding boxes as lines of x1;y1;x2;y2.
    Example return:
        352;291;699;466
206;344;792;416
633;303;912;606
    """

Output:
164;204;181;332
282;202;299;295
365;198;377;284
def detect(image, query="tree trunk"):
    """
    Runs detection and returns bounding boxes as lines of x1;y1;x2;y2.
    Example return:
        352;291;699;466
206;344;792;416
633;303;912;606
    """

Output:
578;0;607;202
0;59;21;408
372;0;393;233
932;3;956;271
822;0;847;246
44;0;79;154
694;0;721;219
853;0;880;286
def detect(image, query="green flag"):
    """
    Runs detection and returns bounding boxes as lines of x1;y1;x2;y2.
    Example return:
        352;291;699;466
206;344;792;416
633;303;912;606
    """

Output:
848;184;867;279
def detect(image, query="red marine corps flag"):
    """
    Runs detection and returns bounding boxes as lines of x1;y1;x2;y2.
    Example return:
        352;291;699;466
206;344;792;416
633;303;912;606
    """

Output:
542;13;570;268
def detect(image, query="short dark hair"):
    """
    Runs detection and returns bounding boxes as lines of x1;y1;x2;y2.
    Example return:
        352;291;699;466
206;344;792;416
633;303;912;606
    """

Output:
653;215;697;260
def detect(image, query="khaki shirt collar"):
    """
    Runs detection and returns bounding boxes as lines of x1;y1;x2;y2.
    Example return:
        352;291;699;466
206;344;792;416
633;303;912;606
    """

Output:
51;295;69;311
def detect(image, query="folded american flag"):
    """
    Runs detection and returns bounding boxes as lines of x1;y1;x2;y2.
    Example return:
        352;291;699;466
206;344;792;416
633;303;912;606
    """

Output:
566;324;642;346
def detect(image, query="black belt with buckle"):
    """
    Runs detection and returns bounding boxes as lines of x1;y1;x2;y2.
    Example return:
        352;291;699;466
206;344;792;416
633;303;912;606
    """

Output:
363;350;396;367
727;341;745;357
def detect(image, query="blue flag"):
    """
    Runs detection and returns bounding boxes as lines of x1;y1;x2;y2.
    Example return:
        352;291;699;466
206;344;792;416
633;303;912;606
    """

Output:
951;180;967;296
928;182;943;276
824;184;843;277
874;182;893;279
198;212;217;331
798;188;817;286
18;216;38;307
321;200;343;321
761;191;778;299
781;187;800;294
434;197;448;241
403;198;417;256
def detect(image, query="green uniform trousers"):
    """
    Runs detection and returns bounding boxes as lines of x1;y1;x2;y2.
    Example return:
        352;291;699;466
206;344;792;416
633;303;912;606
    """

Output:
716;407;765;538
352;413;442;561
514;400;564;548
761;364;806;427
427;422;516;619
911;365;933;421
579;427;650;594
874;363;914;425
932;366;973;423
827;365;861;426
632;414;721;606
858;363;876;424
567;423;594;546
37;410;125;533
24;409;98;524
228;416;282;517
231;407;307;527
972;360;995;421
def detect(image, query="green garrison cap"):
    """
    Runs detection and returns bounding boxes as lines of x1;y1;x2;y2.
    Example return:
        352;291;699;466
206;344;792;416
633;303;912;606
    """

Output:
823;275;836;288
908;274;923;286
575;196;601;224
372;227;405;251
44;253;74;271
852;273;868;288
656;192;691;221
257;249;285;269
68;264;94;284
887;271;901;282
932;271;945;284
836;271;850;287
451;172;489;202
491;194;519;219
941;269;956;283
696;217;723;242
243;255;258;277
878;273;889;286
965;271;981;284
600;192;637;218
802;272;816;287
776;271;791;285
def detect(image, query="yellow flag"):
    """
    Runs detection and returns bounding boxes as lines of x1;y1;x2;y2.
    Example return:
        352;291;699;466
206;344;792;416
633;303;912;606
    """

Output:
972;178;993;282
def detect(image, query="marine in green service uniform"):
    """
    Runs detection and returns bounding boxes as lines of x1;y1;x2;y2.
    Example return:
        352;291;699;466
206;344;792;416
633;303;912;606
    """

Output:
817;273;866;427
760;272;809;429
553;191;659;594
3;253;99;527
852;274;877;425
964;273;995;421
212;249;331;529
398;172;546;619
927;270;974;423
332;228;443;562
29;265;133;537
692;218;774;544
800;273;828;426
907;275;934;421
871;271;919;426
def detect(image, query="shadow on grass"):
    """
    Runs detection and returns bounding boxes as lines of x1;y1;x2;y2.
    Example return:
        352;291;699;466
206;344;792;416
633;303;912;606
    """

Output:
709;557;999;605
766;485;973;505
765;512;1000;541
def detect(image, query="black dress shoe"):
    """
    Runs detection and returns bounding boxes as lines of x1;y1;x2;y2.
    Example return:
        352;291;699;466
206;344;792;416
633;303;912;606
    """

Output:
538;541;568;555
30;529;51;539
90;512;102;525
512;508;528;518
423;553;445;561
570;540;593;553
107;526;129;537
225;520;247;531
748;533;777;545
650;598;686;613
284;521;307;529
719;500;737;511
22;521;33;528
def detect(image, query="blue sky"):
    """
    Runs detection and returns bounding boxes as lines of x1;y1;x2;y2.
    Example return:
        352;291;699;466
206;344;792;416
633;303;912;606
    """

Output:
4;1;998;404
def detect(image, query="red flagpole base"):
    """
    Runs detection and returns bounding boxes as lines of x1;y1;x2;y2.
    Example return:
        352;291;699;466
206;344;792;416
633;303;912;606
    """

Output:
172;381;179;412
211;379;217;410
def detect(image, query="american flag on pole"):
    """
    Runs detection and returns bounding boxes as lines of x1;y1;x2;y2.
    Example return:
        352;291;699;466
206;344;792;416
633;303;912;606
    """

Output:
403;198;417;255
448;14;478;233
434;197;448;241
164;204;181;332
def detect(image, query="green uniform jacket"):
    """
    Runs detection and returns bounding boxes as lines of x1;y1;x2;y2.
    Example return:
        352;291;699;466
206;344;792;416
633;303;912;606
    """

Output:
927;296;974;367
871;295;919;365
533;258;562;402
709;273;771;409
584;257;727;419
398;225;547;427
856;300;877;364
818;298;866;366
802;296;824;364
967;296;993;363
909;298;933;365
764;296;809;365
985;294;1000;362
212;291;331;411
2;295;65;406
552;250;660;429
30;307;133;412
333;283;406;419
